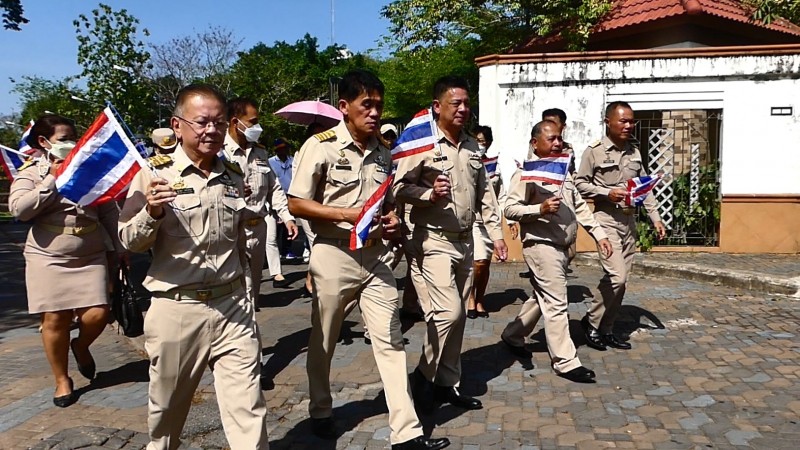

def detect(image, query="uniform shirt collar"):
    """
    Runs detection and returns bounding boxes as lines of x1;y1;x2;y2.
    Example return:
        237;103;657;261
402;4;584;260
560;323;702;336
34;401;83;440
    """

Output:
435;125;468;147
602;135;632;153
173;143;226;178
334;120;380;153
223;132;248;156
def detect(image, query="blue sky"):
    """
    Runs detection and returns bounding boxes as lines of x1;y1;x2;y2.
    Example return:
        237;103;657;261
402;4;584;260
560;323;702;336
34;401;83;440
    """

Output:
0;0;392;115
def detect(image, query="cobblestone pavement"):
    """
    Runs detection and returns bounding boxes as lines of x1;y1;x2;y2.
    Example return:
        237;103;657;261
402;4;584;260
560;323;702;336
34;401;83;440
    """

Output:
633;253;799;279
1;222;798;449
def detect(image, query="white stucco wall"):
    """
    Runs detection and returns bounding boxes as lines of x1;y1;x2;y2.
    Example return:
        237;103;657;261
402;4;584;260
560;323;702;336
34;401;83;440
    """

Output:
479;53;800;195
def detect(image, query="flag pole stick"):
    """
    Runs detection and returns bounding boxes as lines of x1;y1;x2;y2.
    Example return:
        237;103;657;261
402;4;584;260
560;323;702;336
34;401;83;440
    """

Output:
0;143;32;157
556;152;572;198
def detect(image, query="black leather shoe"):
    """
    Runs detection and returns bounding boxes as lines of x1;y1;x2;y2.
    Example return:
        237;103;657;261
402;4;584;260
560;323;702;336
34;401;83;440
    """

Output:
501;334;532;359
434;385;482;410
519;270;531;278
466;309;478;320
581;316;607;351
311;417;337;439
53;378;76;408
557;366;596;383
365;336;409;345
477;311;489;318
273;277;291;288
392;436;451;450
602;334;632;350
410;369;435;413
70;338;96;380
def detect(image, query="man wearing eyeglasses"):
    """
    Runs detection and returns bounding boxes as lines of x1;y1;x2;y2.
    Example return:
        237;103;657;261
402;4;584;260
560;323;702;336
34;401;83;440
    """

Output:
575;101;667;352
119;84;269;449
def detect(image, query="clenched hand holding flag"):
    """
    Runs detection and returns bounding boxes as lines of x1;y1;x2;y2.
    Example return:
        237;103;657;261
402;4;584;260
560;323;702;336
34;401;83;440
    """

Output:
520;153;572;185
625;175;661;207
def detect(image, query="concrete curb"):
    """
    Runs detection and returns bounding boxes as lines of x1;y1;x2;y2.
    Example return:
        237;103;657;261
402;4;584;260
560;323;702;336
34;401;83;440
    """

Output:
574;253;800;298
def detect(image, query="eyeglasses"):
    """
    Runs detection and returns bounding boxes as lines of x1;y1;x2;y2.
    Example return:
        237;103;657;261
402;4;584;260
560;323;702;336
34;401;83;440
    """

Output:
175;116;228;131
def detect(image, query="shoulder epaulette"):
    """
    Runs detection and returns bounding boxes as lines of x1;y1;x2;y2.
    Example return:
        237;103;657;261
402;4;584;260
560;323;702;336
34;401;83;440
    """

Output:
18;159;37;171
313;129;336;142
148;154;173;168
589;140;602;148
223;159;243;176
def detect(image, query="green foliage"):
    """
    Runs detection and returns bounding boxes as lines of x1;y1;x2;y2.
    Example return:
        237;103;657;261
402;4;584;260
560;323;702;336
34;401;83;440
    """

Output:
228;34;370;147
1;0;27;30
669;163;720;245
11;76;95;132
635;220;657;252
380;0;613;53
746;0;800;25
74;3;157;132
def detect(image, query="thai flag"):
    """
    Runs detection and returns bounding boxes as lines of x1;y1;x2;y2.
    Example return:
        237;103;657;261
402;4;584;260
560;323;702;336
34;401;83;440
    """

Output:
390;108;437;161
482;155;498;178
520;153;572;185
55;107;147;206
625;175;661;207
349;174;394;250
0;143;28;181
18;120;35;154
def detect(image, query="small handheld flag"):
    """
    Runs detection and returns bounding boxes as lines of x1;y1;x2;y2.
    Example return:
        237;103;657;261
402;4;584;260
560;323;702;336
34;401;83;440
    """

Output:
625;175;661;207
390;109;437;161
349;174;394;250
520;153;572;185
55;107;148;206
482;155;498;178
18;120;35;154
0;144;29;181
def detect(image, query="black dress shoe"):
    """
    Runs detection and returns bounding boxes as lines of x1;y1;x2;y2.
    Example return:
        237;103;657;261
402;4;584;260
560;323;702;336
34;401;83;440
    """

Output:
519;270;532;278
410;369;435;413
273;277;291;288
581;316;607;351
365;336;409;345
602;334;632;350
477;310;489;318
70;338;96;380
392;436;451;450
466;309;478;320
53;378;76;408
434;385;482;410
557;366;596;383
501;334;532;359
311;417;337;439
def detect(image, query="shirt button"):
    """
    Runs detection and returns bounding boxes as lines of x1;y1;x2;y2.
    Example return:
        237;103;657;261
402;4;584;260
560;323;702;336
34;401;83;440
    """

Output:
211;230;217;235
210;204;215;209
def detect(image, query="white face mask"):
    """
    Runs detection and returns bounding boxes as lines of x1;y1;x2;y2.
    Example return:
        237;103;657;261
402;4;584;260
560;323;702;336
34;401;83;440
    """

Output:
238;121;263;143
478;144;487;155
44;138;76;159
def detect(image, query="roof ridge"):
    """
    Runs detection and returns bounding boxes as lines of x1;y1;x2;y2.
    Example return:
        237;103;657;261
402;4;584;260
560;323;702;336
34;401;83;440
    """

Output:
681;0;703;15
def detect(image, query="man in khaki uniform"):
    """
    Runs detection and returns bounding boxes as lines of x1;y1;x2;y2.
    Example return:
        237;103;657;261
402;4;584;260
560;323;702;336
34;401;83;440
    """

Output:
222;98;297;310
118;85;268;450
575;101;666;351
394;75;508;413
287;70;449;450
500;120;613;383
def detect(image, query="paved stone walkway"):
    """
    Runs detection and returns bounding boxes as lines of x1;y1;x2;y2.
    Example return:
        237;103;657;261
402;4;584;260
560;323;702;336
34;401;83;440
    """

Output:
1;221;798;449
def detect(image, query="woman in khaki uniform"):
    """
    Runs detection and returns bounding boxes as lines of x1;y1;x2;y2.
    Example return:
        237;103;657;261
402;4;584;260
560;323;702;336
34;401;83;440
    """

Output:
9;114;122;407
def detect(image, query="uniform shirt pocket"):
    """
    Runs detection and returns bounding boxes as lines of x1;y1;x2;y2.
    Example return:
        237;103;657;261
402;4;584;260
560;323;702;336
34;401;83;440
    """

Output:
327;169;360;206
167;194;203;237
221;197;247;239
623;158;642;179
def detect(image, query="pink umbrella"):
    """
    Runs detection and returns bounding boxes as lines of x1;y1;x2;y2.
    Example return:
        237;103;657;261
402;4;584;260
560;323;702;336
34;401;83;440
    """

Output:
274;100;343;128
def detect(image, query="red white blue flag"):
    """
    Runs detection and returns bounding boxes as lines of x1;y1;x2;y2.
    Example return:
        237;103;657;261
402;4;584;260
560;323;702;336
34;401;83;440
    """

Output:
520;153;572;185
349;174;394;250
18;120;34;154
55;107;147;206
0;143;28;181
482;155;498;178
390;108;437;161
625;175;660;207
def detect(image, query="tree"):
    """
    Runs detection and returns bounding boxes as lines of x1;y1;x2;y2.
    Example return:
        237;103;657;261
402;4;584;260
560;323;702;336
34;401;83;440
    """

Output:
747;0;800;24
1;0;27;31
147;26;243;111
11;76;95;132
74;3;156;132
381;0;613;53
229;34;370;146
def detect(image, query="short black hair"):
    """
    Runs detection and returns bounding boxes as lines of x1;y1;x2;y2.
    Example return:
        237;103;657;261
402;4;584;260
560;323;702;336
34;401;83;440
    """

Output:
474;125;493;143
227;97;258;119
542;108;567;124
338;69;384;102
530;120;559;140
174;84;227;117
605;101;633;118
26;114;77;150
433;75;470;100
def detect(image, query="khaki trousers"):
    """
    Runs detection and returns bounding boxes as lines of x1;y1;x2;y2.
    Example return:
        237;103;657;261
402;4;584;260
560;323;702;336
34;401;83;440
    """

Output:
411;230;473;387
245;221;268;305
501;243;582;374
589;210;636;334
306;239;422;444
264;212;282;277
144;290;267;450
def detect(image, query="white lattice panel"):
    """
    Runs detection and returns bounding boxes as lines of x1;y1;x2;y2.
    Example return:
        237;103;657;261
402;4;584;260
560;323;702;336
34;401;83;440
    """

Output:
648;129;674;229
689;144;700;208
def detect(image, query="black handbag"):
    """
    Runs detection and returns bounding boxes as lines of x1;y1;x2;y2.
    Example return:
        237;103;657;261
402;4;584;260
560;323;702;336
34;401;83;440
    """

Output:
111;265;145;337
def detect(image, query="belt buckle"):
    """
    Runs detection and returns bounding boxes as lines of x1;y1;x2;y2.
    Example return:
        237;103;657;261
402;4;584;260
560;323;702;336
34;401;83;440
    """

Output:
72;226;84;234
363;239;374;248
196;289;211;301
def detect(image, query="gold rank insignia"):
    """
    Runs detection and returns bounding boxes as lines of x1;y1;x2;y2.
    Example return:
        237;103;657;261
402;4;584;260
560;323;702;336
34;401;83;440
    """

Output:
589;140;602;148
18;159;37;171
337;149;349;165
172;176;185;189
148;154;173;168
434;149;442;156
313;129;336;141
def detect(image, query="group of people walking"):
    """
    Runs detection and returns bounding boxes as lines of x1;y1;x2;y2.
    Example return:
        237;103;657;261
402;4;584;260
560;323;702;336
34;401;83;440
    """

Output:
10;68;664;450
